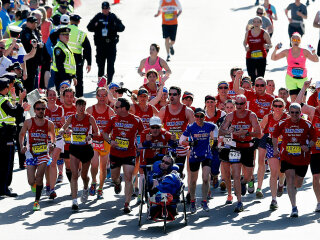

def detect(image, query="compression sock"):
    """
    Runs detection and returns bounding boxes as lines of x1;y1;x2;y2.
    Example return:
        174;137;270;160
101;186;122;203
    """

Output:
35;185;43;201
66;169;72;182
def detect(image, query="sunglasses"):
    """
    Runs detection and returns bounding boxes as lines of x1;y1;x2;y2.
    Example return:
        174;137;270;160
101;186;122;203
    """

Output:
97;94;107;97
218;86;228;90
0;47;5;50
195;114;204;118
256;12;263;15
291;38;301;43
35;108;45;111
115;106;123;109
273;104;283;108
150;126;160;129
235;102;246;105
169;93;178;96
161;160;171;165
290;111;300;114
255;84;265;87
13;47;19;50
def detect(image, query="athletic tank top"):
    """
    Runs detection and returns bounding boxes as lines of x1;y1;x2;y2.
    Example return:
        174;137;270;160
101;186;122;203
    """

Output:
311;108;320;154
143;83;158;99
71;114;91;145
287;48;307;78
163;104;189;155
144;57;162;84
29;118;49;156
134;104;154;128
62;104;77;149
91;105;111;150
161;0;179;25
205;109;223;123
265;4;273;24
45;105;64;136
41;20;51;43
246;29;267;59
231;110;253;148
264;113;288;137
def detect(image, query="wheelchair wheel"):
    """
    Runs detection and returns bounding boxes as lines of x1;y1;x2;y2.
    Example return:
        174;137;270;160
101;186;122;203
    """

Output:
138;178;145;227
163;202;167;233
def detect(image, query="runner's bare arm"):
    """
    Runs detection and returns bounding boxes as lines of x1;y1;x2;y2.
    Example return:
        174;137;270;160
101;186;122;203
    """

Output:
89;115;100;137
48;121;56;144
304;49;319;62
271;48;287;61
186;107;195;124
249;113;262;138
219;113;233;136
19;119;31;152
152;105;159;116
313;12;320;28
108;107;116;117
263;32;272;49
233;70;245;95
60;116;73;134
259;114;268;133
138;59;146;76
158;106;166;122
149;84;164;106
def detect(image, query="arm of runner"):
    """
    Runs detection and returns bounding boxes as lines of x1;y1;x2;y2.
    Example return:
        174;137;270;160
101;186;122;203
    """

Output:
233;70;245;95
259;114;268;134
59;115;72;135
137;59;146;77
89;115;100;137
108;106;116;117
243;31;249;52
271;47;287;61
129;104;135;114
313;11;320;28
19;119;31;154
160;58;172;76
158;105;166;122
179;134;189;147
186;107;195;124
86;106;93;115
249;112;262;138
304;48;319;62
285;8;292;23
295;80;311;104
152;105;159;116
263;32;272;49
48;121;56;144
219;113;233;136
149;84;164;106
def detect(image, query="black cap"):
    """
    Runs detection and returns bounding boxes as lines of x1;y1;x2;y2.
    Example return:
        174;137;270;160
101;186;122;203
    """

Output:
27;16;37;23
2;0;11;5
12;62;22;70
57;26;71;35
194;108;205;116
0;78;10;90
60;1;69;8
70;14;81;22
102;1;110;9
205;95;216;102
1;73;17;83
137;88;149;96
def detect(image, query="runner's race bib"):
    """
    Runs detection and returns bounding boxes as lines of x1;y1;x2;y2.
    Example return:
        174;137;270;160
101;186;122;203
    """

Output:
32;143;48;155
286;143;301;156
251;50;263;59
316;139;320;150
164;12;174;21
92;140;104;151
229;149;241;163
115;137;129;151
170;130;182;141
72;134;86;145
55;128;60;136
291;68;304;78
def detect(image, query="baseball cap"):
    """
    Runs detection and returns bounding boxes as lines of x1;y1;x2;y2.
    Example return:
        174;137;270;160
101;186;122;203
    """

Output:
138;88;149;96
27;16;37;23
70;14;81;22
316;81;320;89
194;108;205;115
163;87;168;93
0;78;10;89
182;91;194;100
102;1;110;9
108;82;120;89
59;81;71;88
8;25;22;33
1;0;11;5
60;1;69;9
60;14;70;24
1;73;16;83
57;26;71;35
205;95;216;102
149;116;162;126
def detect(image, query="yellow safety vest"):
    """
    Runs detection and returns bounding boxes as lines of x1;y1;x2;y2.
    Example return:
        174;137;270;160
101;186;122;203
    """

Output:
0;95;16;126
52;41;76;75
68;25;86;54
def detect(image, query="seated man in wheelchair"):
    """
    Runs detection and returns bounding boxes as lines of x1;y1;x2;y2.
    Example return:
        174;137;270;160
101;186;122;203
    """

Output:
147;155;183;220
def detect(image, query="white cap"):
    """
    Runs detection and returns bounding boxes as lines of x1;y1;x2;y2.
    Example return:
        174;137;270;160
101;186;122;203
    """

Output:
149;116;162;127
8;25;22;33
60;14;70;24
316;81;320;89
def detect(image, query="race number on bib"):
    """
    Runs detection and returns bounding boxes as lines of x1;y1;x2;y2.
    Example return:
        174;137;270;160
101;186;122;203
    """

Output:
164;12;174;21
229;149;241;163
72;134;86;145
291;68;304;78
32;143;48;155
286;143;301;156
55;128;61;136
316;139;320;150
115;137;129;151
251;50;263;59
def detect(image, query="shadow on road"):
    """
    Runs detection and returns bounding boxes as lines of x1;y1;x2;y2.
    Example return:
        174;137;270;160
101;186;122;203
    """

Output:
230;5;256;12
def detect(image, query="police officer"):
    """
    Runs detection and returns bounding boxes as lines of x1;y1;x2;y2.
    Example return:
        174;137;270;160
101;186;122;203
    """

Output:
51;0;71;27
87;1;125;84
0;77;29;197
68;13;92;97
51;26;77;92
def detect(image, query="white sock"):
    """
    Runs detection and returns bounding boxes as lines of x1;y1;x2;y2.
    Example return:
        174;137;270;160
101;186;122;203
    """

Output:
73;198;78;205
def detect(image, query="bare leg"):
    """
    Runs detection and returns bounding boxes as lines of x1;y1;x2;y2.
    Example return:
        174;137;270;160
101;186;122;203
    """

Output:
123;164;135;204
202;166;211;201
70;155;80;199
231;163;241;202
257;147;266;189
268;157;279;199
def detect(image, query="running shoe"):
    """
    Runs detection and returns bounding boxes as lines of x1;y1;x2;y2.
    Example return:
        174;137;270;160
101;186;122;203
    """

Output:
306;0;310;6
132;187;139;197
45;185;50;196
33;201;40;211
106;168;111;179
255;0;259;6
56;174;63;183
220;180;226;191
123;202;131;214
170;46;175;55
277;183;284;197
190;201;197;214
89;183;97;196
31;183;36;193
315;203;320;213
72;203;79;211
97;189;103;199
186;192;191;204
270;199;278;211
207;190;212;200
212;175;219;189
241;181;247;196
166;55;170;62
248;179;255;194
81;189;89;203
49;190;57;200
114;176;122;194
201;201;209;212
226;195;233;205
234;201;244;213
290;206;298;217
256;188;264;199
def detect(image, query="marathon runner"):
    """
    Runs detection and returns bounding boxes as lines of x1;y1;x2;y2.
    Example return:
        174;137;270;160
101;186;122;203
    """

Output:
272;103;316;217
271;33;319;102
86;87;115;199
19;99;55;211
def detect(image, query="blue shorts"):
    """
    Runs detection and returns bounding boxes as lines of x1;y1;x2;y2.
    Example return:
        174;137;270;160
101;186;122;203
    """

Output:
26;156;52;166
258;133;268;149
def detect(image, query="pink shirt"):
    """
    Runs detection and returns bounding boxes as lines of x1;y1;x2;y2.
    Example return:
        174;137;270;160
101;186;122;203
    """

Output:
287;48;307;78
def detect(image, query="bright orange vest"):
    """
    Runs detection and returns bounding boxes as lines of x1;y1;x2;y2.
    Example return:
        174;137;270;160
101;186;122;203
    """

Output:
161;0;178;25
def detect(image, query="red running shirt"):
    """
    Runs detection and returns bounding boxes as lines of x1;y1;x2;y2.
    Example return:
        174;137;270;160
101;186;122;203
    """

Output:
134;104;154;128
29;118;50;157
62;104;77;150
246;29;267;59
45;105;64;136
273;118;316;165
245;90;274;120
230;110;253;148
311;109;320;154
70;114;91;145
105;114;145;158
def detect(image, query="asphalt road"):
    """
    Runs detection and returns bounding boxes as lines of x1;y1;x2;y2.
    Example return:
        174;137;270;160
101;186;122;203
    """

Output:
1;0;320;239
